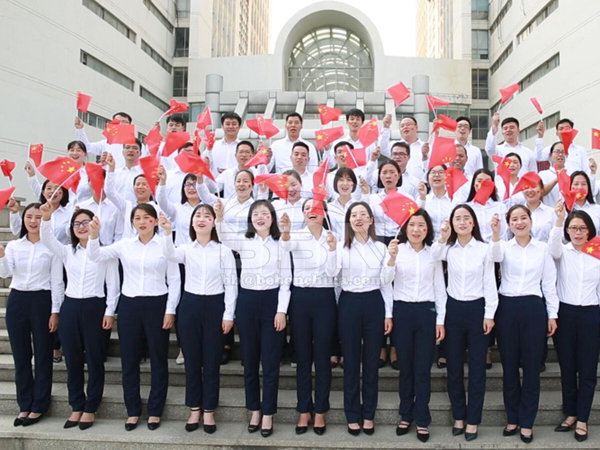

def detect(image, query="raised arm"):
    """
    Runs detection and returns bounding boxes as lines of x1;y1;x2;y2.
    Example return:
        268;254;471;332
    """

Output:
40;205;69;261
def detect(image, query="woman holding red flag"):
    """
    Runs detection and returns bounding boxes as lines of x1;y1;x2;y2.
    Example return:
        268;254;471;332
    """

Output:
465;168;508;242
567;171;600;232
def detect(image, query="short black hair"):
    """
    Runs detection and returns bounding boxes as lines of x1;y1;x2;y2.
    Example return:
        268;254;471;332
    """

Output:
220;112;242;126
113;112;132;123
236;140;255;153
564;210;597;241
557;118;574;128
291;141;310;154
391;141;410;157
70;209;95;250
346;108;365;122
167;114;185;126
333;168;357;194
40;180;69;208
245;200;280;240
455;116;472;129
19;203;42;239
377;160;402;189
177;142;194;153
133;174;154;202
68;140;87;154
398;209;434;247
124;138;143;149
401;116;418;126
334;141;353;152
180;173;197;204
501;117;520;128
550;141;564;155
505;152;522;166
286;112;303;124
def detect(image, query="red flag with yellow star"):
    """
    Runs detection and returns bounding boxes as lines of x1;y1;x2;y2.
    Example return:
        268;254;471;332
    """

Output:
246;115;280;139
557;168;571;196
175;151;215;182
444;167;468;201
314;126;345;150
563;189;587;211
138;156;160;195
245;145;270;169
192;129;202;155
357;117;379;147
255;174;290;201
76;92;92;113
313;159;329;190
492;155;511;201
583;237;600;260
102;119;136;145
426;95;450;112
145;126;163;157
380;191;419;227
432;114;458;134
165;99;188;116
0;186;16;211
592;128;600;150
318;104;343;125
162;131;191;157
38;157;82;193
473;179;496;205
428;136;456;169
560;128;578;157
84;162;105;199
0;160;16;181
203;129;215;150
309;185;328;217
387;81;411;107
29;143;44;167
512;171;542;196
196;106;212;130
342;147;367;170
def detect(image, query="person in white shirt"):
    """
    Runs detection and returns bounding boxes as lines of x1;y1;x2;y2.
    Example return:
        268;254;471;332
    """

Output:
381;116;430;180
432;204;497;441
330;109;380;167
535;118;590;175
327;142;375;199
214;141;269;199
569;171;600;231
215;199;291;437
40;204;119;430
523;180;555;243
289;142;314;198
155;115;186;172
271;171;305;231
88;204;180;431
328;168;357;237
549;205;600;441
0;203;64;427
74;111;132;170
494;152;526;208
539;142;567;207
114;140;143;203
485;114;537;176
465;169;508;242
204;112;241;175
270;113;320;173
279;199;338;435
455;117;483;178
449;145;473;205
330;202;393;436
159;206;237;434
422;165;453;242
489;205;559;443
383;210;446;442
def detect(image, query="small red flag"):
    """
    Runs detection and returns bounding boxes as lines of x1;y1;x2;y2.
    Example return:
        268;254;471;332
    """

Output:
500;83;520;104
432;114;458;134
0;186;16;211
174;151;215;182
342;147;367;170
309;185;328;217
318;104;343;125
76;92;92;113
583;237;600;260
165;99;188;116
428;136;456;169
192;129;201;155
29;143;44;167
473;179;496;205
314;126;345;150
387;81;411;107
138;156;160;195
492;155;511;201
357;118;379;147
563;189;587;211
244;145;270;169
102;120;136;145
426;95;450;112
38;157;82;193
196;106;212;130
144;126;163;157
255;174;290;201
162;131;191;157
246;115;279;139
313;159;329;190
380;191;419;227
560;128;579;157
557;168;571;197
0;160;16;181
512;171;542;196
85;162;105;199
203;129;215;150
444;167;468;201
530;98;543;115
592;128;600;150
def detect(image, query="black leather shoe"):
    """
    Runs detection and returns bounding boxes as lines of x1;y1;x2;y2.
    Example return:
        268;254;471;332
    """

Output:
396;423;411;436
452;426;464;436
378;358;386;368
486;362;492;370
540;363;546;373
248;422;260;433
391;360;400;371
295;425;308;435
555;421;575;432
520;432;533;444
575;428;588;442
465;431;478;441
313;425;326;435
503;426;518;436
124;420;138;431
347;425;360;436
203;424;217;434
417;427;430;443
147;420;161;431
363;425;375;435
64;420;79;429
79;421;94;431
436;359;447;369
14;416;26;427
260;426;273;437
220;348;232;365
185;422;199;432
22;415;42;427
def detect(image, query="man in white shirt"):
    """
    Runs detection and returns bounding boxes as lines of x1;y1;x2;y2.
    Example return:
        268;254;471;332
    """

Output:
455;116;483;178
330;108;379;167
485;113;537;176
164;142;197;203
204;112;241;175
156;114;187;172
114;140;143;203
535;118;590;175
380;115;430;180
270;113;319;173
74;111;132;169
289;142;314;198
450;144;473;205
214;140;269;199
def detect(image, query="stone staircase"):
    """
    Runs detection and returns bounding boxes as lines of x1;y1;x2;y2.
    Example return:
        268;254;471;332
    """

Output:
1;207;600;449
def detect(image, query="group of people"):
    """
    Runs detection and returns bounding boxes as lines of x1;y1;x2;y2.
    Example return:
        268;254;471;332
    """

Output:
1;106;599;445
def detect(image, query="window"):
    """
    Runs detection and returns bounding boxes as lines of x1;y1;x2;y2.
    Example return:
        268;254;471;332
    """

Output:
176;0;190;19
175;28;190;57
517;0;558;44
142;0;174;33
189;102;206;123
519;53;560;91
173;68;188;97
138;132;147;142
471;109;490;140
83;0;136;42
77;110;110;129
428;104;470;122
490;43;513;74
80;51;134;91
472;69;489;100
471;0;489;20
471;30;489;60
141;40;172;73
140;86;169;111
490;0;512;35
519;111;560;141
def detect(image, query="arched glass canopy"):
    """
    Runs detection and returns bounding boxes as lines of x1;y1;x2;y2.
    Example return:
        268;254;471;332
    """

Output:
287;27;374;92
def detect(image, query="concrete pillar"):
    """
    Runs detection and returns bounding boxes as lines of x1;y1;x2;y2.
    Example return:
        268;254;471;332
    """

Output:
205;74;223;128
412;75;430;142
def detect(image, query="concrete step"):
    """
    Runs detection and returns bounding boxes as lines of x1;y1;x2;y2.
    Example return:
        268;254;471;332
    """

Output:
0;382;598;426
0;288;9;307
1;417;599;450
0;228;15;242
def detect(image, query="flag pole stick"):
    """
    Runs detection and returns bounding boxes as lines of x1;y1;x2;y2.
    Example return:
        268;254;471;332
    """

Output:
49;167;82;202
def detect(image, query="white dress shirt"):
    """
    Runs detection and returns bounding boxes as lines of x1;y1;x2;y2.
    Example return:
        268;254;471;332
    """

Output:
485;128;537;177
10;204;74;246
332;238;393;318
535;139;590;175
431;238;498;319
215;165;267;199
327;198;356;238
203;138;239;174
270;136;320;173
76;197;123;245
114;165;142;203
382;243;446;324
527;202;555;242
216;221;292;313
163;237;237;320
280;228;338;288
272;198;305;231
539;167;562;208
87;235;180;314
0;236;64;313
451;174;473;206
380;131;427;180
41;221;120;316
76;128;126;169
549;226;600;306
489;237;559;318
467;199;508;242
156;185;196;247
425;191;453;242
456;140;484;179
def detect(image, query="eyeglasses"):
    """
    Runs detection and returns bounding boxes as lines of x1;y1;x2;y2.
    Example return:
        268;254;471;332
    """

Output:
73;220;91;228
183;183;196;188
392;152;408;157
430;171;445;176
552;150;566;155
456;124;470;130
567;226;589;233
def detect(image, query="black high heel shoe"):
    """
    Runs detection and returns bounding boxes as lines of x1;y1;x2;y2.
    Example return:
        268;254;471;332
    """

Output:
396;421;411;436
347;425;361;436
186;408;201;432
575;427;588;442
520;432;533;444
248;412;261;433
416;427;430;443
147;418;161;431
503;426;518;436
203;410;216;434
14;415;28;427
362;423;375;435
22;414;43;427
124;417;139;431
